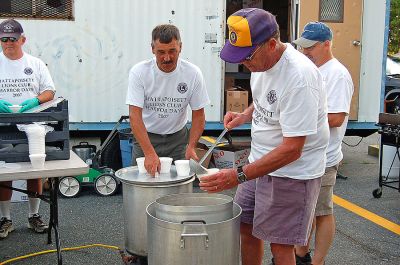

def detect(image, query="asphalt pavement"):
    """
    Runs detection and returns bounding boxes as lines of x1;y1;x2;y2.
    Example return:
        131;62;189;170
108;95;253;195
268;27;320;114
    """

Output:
0;133;399;265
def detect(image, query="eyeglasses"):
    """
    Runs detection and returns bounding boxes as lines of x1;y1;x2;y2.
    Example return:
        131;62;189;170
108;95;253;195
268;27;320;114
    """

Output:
245;43;265;61
0;37;19;43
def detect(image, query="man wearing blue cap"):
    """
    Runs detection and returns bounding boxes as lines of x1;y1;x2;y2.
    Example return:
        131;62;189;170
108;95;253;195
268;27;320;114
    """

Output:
199;8;329;265
293;22;354;265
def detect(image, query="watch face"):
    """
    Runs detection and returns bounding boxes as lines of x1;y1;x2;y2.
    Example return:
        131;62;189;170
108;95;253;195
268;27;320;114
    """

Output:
238;172;246;183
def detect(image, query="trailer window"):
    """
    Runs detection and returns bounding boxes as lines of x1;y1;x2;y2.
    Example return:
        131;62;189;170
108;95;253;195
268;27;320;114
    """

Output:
319;0;343;23
0;0;73;20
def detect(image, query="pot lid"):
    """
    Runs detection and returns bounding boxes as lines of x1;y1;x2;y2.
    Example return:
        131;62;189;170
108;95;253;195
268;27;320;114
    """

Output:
115;165;194;186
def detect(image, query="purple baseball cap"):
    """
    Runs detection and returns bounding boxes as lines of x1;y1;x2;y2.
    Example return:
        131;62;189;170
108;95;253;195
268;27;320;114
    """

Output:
220;8;278;63
0;19;23;39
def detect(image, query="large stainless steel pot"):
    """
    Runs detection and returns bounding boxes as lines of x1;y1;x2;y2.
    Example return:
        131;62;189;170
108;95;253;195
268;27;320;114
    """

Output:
115;166;194;256
147;200;242;265
154;193;233;223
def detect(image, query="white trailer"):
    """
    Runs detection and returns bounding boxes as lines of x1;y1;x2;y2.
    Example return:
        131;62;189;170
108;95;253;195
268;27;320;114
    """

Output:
0;0;390;136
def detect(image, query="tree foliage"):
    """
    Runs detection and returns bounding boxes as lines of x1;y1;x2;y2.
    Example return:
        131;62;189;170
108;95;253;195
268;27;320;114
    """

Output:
389;0;400;54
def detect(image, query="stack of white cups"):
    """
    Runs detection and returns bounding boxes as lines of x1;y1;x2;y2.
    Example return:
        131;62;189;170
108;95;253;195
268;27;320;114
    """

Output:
25;124;47;169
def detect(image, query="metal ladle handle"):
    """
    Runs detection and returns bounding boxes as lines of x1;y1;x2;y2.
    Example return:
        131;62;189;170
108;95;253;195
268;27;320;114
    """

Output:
199;128;228;165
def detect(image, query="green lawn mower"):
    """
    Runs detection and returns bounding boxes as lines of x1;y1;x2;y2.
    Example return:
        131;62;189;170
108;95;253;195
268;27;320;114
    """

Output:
59;116;129;198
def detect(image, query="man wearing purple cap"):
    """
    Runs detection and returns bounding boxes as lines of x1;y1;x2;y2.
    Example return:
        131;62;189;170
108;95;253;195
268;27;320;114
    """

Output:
0;19;55;239
199;8;329;265
293;22;354;265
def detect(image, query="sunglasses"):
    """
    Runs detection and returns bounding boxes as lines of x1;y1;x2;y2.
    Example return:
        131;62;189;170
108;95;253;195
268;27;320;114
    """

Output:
245;42;266;61
0;37;19;43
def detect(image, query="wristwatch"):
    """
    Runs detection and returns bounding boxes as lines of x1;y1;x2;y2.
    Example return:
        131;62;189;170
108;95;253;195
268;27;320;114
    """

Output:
236;166;248;183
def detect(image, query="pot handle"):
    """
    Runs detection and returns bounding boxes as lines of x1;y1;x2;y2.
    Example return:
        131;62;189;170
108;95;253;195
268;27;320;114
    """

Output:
79;141;89;145
180;220;209;250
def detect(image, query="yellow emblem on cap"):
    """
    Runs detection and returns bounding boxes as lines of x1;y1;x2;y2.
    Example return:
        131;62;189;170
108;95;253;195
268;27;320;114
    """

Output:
227;15;252;47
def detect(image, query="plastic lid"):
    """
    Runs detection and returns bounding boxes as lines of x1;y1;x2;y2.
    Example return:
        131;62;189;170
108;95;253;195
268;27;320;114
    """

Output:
115;165;194;186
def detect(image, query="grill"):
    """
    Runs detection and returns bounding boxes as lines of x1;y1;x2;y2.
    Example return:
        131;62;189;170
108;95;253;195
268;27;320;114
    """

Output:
373;113;400;198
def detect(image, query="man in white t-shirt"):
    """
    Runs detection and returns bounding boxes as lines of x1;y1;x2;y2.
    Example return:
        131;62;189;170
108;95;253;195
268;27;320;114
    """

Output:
0;19;55;239
199;9;329;265
126;24;210;176
293;22;354;265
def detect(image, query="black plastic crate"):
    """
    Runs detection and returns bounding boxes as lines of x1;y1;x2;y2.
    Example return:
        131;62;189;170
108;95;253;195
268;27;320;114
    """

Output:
0;100;70;163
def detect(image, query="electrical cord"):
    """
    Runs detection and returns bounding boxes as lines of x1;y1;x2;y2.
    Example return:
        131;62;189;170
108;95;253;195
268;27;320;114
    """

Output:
342;137;364;147
0;244;121;265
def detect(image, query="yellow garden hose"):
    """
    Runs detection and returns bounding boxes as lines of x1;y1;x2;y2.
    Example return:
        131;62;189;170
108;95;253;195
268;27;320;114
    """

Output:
0;243;121;265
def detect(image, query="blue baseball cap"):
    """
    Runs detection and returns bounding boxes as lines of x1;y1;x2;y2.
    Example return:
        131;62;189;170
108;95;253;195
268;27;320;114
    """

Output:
293;22;332;48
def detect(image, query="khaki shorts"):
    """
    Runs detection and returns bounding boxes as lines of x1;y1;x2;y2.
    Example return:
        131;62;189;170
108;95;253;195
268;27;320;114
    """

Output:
315;164;339;216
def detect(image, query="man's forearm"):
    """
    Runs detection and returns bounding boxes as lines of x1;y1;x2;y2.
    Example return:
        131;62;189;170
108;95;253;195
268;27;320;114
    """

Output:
242;103;255;123
188;109;206;148
37;90;54;103
129;107;156;156
243;136;306;180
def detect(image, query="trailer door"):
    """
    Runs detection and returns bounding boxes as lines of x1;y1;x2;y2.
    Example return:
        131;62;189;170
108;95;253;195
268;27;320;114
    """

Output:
298;0;362;120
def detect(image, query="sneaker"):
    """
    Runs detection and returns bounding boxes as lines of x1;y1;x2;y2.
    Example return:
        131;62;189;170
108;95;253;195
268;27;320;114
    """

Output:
296;252;312;265
0;217;14;239
28;214;48;233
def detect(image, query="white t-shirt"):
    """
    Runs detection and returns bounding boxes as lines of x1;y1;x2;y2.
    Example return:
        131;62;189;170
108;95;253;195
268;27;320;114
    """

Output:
126;58;210;134
320;58;354;167
0;52;55;104
249;44;329;180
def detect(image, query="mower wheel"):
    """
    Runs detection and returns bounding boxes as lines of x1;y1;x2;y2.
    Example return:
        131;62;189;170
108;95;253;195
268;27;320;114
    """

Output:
94;173;118;196
59;176;81;198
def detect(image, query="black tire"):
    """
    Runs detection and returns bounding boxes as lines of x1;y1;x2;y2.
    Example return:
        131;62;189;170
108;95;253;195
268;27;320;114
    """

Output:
100;135;122;171
372;188;382;198
94;173;118;196
58;176;81;198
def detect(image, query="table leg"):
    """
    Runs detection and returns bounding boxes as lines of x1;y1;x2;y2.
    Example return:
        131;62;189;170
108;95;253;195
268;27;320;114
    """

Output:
48;177;63;265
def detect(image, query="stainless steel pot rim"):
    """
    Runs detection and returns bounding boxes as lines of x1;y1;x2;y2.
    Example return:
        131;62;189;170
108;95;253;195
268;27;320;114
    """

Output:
147;201;242;225
116;165;195;185
155;193;233;207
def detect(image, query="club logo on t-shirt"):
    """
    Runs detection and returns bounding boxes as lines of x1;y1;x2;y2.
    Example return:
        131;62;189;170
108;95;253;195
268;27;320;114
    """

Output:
267;90;277;105
177;82;188;94
24;67;33;75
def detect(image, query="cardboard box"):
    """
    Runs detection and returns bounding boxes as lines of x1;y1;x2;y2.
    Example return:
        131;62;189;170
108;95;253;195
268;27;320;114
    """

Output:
212;142;251;169
225;87;249;113
195;142;212;168
11;180;28;203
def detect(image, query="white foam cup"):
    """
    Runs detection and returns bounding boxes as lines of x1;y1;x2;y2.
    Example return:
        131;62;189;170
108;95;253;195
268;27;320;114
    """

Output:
197;168;220;180
159;157;173;174
174;160;190;176
136;157;147;174
26;124;46;154
29;154;46;169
